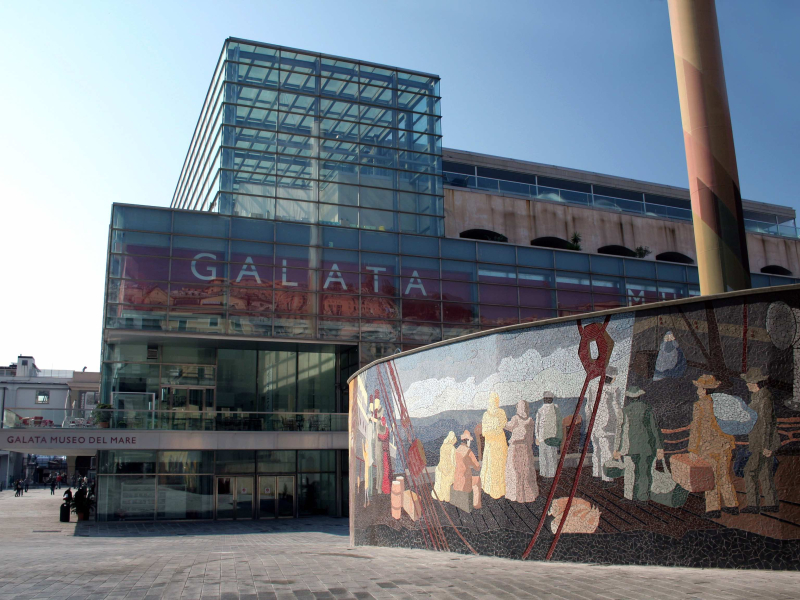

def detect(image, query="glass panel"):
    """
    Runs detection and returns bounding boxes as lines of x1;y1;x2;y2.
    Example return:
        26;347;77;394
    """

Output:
361;230;398;253
517;247;553;268
97;475;156;522
402;299;440;322
231;217;274;241
478;243;515;264
259;475;277;519
360;319;400;341
625;259;656;279
441;280;477;303
520;307;557;323
159;451;214;474
173;213;229;237
479;284;518;305
113;255;170;281
111;231;171;256
98;450;157;475
258;450;296;473
519;287;556;308
625;279;659;305
216;477;234;519
402;322;442;343
321;226;359;249
113;280;169;306
400;234;439;257
298;450;335;473
217;349;257;412
157;475;214;520
441;260;476;282
215;451;255;475
656;262;686;282
277;476;295;517
555;252;590;272
228;313;272;336
258;350;297;412
113;206;171;232
298;473;335;516
297;350;336;412
557;291;593;312
480;305;518;327
235;476;254;519
443;302;478;324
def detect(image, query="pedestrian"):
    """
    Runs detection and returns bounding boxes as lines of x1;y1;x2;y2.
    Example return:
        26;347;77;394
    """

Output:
688;374;739;518
16;480;23;497
56;474;61;489
50;479;56;495
63;487;73;503
740;367;780;514
24;479;29;493
535;391;562;478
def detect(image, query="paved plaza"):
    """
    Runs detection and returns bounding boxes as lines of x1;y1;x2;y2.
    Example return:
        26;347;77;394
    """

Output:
0;489;799;599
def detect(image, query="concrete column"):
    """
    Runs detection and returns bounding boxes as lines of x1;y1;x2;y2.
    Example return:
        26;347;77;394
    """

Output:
66;456;77;485
667;0;751;293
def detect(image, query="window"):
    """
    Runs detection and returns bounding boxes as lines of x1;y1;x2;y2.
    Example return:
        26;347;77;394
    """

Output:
36;390;50;404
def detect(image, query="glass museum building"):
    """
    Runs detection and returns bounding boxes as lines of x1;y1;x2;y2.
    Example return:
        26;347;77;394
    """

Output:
5;38;800;522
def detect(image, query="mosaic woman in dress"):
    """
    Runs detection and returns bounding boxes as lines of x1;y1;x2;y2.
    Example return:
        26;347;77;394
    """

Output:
432;431;457;502
480;392;508;499
504;399;538;502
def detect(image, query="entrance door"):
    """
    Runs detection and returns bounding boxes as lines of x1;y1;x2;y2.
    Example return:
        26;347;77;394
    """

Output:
215;476;254;520
258;475;295;518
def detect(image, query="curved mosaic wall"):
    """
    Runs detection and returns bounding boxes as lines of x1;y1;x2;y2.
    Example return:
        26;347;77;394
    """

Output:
348;284;800;568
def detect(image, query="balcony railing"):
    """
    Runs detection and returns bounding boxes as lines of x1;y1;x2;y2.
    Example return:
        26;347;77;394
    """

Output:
444;171;800;239
2;408;348;432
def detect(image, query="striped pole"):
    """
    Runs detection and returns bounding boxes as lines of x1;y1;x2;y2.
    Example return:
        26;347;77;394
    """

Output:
668;0;751;294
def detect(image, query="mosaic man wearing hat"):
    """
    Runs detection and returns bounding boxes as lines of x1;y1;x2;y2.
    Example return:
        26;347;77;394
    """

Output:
613;386;664;502
688;374;739;518
741;367;780;514
535;391;562;478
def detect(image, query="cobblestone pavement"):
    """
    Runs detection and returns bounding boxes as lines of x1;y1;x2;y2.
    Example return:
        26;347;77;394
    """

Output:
1;489;799;599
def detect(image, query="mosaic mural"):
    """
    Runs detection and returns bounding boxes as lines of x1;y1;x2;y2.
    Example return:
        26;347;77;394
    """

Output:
348;286;800;568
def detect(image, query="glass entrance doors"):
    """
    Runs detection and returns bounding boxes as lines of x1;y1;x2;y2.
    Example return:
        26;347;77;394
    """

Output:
215;476;254;519
258;476;295;518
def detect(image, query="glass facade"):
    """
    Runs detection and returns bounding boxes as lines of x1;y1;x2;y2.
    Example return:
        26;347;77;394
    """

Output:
171;39;443;238
106;205;798;368
96;449;342;521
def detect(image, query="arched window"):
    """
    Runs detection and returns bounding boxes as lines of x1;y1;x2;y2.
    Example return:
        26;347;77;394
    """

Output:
460;229;508;243
761;265;793;276
655;252;694;264
598;245;637;258
530;236;573;250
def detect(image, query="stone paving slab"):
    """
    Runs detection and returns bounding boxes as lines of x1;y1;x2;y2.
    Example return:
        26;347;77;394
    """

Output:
1;489;799;599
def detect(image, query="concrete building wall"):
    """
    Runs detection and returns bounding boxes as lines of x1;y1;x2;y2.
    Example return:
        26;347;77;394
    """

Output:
350;284;800;569
444;187;800;274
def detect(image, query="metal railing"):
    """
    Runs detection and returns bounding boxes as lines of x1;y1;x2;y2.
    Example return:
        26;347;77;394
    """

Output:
444;171;800;239
2;408;348;432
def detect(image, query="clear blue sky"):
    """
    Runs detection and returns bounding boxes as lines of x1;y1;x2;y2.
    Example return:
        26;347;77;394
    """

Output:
0;0;797;371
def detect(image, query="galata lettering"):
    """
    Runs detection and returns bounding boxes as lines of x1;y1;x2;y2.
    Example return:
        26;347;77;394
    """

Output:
5;435;137;445
192;253;428;295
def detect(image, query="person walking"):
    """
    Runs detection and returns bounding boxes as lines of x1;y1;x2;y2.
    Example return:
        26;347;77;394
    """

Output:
535;391;562;478
688;374;739;518
740;367;780;514
50;479;56;495
63;487;73;503
24;479;29;493
15;480;22;497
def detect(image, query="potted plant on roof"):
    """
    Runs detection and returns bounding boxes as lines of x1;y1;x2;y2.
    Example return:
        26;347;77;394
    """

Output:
93;404;113;428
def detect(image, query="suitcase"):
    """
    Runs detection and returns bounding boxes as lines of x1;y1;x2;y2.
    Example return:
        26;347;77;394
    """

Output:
60;502;70;523
669;453;715;492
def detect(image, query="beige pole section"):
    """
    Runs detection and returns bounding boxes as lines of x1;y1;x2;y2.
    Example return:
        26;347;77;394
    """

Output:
667;0;751;294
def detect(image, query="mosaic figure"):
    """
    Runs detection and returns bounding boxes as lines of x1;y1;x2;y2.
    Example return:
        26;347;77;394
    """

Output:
504;399;539;503
452;430;481;512
371;398;384;493
364;401;376;504
613;386;664;501
653;330;687;380
586;366;622;484
378;415;392;494
535;391;561;478
480;392;508;499
432;431;457;502
740;367;780;513
688;374;739;518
